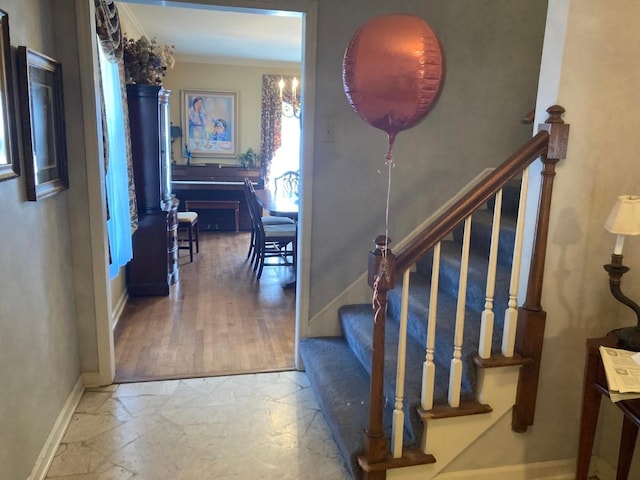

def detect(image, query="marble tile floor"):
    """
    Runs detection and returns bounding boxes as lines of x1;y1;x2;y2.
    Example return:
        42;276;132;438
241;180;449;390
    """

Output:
45;371;352;480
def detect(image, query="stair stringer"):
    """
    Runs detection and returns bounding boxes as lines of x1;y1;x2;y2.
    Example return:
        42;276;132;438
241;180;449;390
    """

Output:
387;365;521;480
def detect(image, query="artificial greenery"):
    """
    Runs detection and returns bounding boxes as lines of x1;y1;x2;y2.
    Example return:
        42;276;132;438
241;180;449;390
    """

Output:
237;148;260;168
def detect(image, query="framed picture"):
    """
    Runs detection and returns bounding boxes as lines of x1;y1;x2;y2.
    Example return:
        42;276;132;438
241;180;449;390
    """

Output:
17;47;69;200
182;89;237;158
0;10;19;182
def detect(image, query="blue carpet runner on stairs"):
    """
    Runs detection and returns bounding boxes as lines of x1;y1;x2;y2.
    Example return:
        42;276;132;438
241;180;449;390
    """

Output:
300;182;520;479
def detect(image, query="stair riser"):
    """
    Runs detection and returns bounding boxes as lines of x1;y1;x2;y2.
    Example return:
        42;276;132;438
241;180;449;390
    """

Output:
302;182;523;479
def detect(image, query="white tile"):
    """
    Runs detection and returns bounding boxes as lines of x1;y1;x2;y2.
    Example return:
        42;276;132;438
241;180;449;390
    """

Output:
46;372;352;480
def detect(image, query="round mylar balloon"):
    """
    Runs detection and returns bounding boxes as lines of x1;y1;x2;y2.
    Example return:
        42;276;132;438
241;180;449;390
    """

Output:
343;14;444;151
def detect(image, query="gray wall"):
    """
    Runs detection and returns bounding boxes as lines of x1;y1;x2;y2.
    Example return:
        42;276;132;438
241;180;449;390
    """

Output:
8;0;640;477
0;1;83;479
309;0;548;316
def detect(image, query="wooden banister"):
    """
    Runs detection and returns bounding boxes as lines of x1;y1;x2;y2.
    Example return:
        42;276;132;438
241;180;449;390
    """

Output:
361;106;569;475
395;130;549;274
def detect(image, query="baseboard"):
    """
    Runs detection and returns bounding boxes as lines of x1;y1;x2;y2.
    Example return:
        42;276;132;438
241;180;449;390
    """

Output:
306;271;369;335
432;458;577;480
593;456;617;480
111;288;128;330
81;371;107;388
27;376;85;480
306;168;494;336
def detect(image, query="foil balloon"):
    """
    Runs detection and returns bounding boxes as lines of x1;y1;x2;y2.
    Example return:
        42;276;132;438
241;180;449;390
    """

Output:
343;14;444;153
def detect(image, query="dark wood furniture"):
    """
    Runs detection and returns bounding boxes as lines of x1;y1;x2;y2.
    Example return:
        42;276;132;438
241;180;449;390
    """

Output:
185;200;239;233
254;188;299;288
254;188;299;220
576;335;640;479
126;84;178;296
172;164;262;231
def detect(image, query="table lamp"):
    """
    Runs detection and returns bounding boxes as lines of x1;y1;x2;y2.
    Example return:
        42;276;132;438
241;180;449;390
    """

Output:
604;194;640;350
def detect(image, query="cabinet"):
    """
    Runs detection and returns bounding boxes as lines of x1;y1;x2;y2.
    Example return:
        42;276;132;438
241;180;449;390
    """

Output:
126;84;178;296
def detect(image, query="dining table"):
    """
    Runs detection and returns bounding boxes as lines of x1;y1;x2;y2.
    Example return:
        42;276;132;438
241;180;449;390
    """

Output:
254;188;299;289
254;188;299;221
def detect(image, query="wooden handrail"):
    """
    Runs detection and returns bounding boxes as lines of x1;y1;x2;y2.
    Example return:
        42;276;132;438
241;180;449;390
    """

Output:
361;105;569;476
395;130;549;274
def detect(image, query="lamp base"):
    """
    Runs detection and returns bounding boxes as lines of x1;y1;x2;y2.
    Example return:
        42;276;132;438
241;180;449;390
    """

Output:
609;326;640;352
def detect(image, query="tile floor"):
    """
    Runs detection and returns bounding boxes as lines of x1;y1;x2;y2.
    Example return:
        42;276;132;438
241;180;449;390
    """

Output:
45;371;352;480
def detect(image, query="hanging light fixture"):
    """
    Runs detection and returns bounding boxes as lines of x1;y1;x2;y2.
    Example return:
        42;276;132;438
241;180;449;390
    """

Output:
278;76;301;119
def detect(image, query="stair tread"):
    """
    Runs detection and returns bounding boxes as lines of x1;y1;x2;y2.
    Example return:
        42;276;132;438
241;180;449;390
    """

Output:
387;270;506;354
413;240;511;331
301;178;523;478
340;303;479;445
299;337;393;480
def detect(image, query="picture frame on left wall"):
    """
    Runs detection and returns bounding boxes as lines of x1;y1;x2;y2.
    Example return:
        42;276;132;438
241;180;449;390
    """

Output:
17;46;69;200
0;9;19;182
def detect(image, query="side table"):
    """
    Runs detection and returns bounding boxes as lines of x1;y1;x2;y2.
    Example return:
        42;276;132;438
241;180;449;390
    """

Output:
576;335;640;479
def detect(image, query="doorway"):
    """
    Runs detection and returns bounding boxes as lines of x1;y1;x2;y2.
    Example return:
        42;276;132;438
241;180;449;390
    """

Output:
100;1;315;377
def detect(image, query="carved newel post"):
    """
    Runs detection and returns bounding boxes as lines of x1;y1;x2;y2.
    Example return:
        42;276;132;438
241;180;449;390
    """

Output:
360;235;395;478
512;105;569;432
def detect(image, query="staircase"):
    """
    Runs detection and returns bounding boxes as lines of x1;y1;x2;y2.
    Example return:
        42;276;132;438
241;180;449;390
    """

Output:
299;106;570;479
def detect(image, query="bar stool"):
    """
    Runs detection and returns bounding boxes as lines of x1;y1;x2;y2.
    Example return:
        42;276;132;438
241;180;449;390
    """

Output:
177;211;199;262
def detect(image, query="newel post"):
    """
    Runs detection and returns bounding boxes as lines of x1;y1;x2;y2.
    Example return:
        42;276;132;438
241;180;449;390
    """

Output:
360;235;395;479
512;105;570;432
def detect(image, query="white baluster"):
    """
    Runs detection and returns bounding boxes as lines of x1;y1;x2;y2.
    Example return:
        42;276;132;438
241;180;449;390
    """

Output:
422;242;441;411
392;268;411;458
502;169;529;357
449;216;472;407
479;189;502;358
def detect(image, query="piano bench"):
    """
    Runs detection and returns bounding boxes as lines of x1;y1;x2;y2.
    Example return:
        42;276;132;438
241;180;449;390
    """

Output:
184;200;240;233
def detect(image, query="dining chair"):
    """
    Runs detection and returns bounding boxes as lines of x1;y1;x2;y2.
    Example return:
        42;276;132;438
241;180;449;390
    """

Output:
243;177;294;264
273;170;300;195
245;179;297;279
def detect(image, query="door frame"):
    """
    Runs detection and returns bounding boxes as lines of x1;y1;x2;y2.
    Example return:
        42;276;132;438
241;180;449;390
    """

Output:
77;0;317;384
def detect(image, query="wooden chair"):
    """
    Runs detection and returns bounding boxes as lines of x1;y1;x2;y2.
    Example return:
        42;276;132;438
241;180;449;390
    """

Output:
177;210;199;262
243;177;294;264
245;180;296;279
274;170;299;194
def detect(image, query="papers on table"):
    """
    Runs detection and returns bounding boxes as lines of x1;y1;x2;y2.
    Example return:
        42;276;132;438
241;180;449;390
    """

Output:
599;346;640;402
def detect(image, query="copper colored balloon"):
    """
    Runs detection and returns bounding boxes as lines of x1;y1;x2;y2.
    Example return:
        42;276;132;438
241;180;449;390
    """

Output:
343;14;444;150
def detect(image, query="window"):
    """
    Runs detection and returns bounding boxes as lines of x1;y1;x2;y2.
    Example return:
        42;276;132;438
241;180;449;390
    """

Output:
268;101;300;189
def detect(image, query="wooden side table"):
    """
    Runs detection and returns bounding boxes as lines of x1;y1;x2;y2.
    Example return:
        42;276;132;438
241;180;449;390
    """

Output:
576;335;640;479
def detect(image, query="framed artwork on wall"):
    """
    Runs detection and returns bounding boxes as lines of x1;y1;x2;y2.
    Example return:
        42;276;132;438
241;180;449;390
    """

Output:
182;89;237;158
0;9;19;182
17;47;69;200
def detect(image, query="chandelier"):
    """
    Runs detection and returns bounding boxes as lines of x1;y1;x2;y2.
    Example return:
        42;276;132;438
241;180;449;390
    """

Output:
278;77;301;119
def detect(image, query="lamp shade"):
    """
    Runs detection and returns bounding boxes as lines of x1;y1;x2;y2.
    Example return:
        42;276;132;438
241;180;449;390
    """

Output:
605;195;640;235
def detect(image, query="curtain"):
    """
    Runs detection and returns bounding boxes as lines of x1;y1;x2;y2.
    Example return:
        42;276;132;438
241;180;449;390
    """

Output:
95;0;137;278
261;74;296;184
99;47;133;278
95;0;137;232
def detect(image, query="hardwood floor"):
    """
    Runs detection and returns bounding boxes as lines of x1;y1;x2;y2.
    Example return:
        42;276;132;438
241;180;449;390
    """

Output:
114;231;296;383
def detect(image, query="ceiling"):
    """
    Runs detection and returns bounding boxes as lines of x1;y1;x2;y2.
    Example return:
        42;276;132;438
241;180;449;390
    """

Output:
117;1;303;67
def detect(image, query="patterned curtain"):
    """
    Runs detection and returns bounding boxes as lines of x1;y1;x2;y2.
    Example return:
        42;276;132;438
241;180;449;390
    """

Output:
95;0;138;232
261;74;295;185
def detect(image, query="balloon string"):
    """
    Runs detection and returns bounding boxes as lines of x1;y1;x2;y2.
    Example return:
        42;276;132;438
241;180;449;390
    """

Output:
384;151;393;255
372;151;394;317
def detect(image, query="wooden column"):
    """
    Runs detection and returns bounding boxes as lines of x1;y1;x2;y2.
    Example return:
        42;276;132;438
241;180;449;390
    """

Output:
512;105;570;432
360;236;395;479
